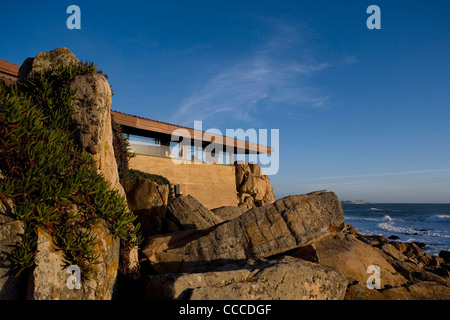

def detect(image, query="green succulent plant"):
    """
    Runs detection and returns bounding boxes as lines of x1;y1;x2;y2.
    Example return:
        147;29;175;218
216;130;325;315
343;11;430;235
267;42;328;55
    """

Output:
0;62;141;279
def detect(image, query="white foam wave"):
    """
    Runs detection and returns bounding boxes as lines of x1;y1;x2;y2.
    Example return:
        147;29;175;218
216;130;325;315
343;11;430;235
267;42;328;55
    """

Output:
346;214;400;223
378;222;414;234
345;216;382;222
378;221;450;240
425;215;450;222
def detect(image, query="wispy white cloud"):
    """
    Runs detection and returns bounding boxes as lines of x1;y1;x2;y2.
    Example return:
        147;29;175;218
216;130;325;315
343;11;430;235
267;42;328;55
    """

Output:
308;169;450;181
170;21;353;126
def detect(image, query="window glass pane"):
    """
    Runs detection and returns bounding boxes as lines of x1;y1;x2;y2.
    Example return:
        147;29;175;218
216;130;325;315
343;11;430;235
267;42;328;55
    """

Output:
128;134;160;146
170;141;182;158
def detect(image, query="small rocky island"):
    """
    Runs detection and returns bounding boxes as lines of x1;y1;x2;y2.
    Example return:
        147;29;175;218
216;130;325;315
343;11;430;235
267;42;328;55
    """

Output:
1;48;449;300
341;200;369;204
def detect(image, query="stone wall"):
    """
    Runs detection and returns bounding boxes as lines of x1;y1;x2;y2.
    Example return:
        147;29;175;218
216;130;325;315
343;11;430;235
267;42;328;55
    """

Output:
129;154;238;209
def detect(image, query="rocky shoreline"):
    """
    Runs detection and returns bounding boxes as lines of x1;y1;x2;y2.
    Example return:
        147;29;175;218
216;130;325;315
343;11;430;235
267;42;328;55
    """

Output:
1;48;450;300
137;191;450;300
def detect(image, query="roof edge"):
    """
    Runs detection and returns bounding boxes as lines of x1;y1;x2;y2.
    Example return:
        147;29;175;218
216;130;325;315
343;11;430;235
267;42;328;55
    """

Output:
112;110;273;154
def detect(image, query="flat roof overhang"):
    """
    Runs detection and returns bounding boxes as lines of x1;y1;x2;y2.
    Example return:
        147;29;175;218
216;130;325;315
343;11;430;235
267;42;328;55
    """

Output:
112;110;273;155
0;59;20;77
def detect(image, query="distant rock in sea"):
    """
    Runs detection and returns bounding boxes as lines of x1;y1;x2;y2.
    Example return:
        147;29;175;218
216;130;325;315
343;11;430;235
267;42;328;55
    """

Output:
341;200;369;204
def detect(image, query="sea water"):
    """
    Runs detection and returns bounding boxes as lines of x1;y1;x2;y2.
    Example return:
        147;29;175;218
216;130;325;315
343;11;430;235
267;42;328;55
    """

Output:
342;203;450;256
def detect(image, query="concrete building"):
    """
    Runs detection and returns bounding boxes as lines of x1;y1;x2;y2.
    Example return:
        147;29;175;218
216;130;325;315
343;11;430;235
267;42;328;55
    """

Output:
112;111;272;209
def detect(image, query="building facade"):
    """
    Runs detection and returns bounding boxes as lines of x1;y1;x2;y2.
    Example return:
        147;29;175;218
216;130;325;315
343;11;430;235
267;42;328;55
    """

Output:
112;111;272;209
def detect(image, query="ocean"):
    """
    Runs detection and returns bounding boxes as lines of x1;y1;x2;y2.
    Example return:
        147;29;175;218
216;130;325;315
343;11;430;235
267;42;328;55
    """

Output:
342;203;450;256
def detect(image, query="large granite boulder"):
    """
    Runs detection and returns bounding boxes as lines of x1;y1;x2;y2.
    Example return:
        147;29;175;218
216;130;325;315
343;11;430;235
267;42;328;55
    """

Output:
142;191;345;273
65;50;139;280
18;47;125;198
145;256;347;300
166;195;223;231
69;72;125;197
289;224;450;300
439;250;450;264
0;197;25;300
10;48;133;299
18;47;79;81
123;178;169;237
28;219;120;300
308;226;408;299
235;161;275;209
211;206;247;222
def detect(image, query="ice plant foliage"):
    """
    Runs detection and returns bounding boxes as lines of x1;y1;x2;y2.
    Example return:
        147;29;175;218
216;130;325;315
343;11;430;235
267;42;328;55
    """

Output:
0;62;142;279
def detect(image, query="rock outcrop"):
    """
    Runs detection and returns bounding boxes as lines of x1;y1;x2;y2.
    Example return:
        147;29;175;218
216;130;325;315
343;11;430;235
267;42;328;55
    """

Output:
123;178;169;237
141;189;450;300
1;197;120;300
28;220;120;300
2;48;129;300
18;47;125;198
142;191;344;273
440;250;450;264
69;72;125;197
18;47;79;81
211;206;247;221
289;224;450;300
145;256;347;300
0;197;25;300
235;161;275;209
166;195;223;231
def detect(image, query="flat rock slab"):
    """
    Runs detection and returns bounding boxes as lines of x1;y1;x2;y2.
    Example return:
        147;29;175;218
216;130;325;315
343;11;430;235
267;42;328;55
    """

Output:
145;256;347;300
142;191;345;273
211;206;247;221
167;195;223;231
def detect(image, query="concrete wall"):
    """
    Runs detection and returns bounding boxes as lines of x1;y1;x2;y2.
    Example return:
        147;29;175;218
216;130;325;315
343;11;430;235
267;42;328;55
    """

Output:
129;154;239;209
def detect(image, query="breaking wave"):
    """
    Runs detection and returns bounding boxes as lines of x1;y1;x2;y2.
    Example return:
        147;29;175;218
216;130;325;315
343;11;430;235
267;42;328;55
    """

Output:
343;204;450;255
346;214;395;222
426;214;450;222
378;221;416;234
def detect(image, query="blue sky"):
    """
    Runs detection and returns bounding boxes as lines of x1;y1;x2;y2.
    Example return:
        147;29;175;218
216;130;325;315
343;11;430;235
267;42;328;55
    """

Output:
1;1;450;203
